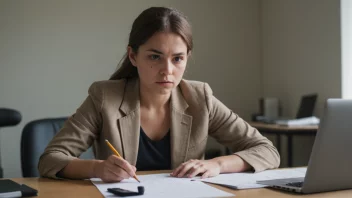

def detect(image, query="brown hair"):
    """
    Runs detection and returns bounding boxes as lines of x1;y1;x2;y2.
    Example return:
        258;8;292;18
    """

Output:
109;7;193;80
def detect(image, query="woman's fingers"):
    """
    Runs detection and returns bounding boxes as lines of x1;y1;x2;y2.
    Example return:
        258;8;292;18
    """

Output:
106;160;131;179
104;168;125;183
171;161;187;177
97;155;136;182
201;170;211;179
109;155;136;177
132;166;137;172
96;155;138;183
175;160;199;177
187;163;204;178
171;159;221;179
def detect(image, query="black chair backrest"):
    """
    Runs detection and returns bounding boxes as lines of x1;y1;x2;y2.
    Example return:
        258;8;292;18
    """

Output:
21;117;94;177
0;108;21;127
0;108;22;178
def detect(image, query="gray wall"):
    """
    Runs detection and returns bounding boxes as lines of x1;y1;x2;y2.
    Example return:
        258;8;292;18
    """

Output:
0;0;262;177
260;0;341;166
261;0;342;118
0;0;343;177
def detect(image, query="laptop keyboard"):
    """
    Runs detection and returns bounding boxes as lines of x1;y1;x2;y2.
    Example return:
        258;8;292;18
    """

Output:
286;182;303;188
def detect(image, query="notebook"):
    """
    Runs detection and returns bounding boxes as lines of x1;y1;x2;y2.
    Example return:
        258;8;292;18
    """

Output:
0;179;37;197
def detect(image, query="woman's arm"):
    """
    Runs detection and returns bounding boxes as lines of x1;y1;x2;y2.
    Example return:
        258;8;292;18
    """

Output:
38;82;103;179
204;83;280;172
59;157;136;182
212;154;252;173
171;154;251;178
172;83;280;178
58;159;100;179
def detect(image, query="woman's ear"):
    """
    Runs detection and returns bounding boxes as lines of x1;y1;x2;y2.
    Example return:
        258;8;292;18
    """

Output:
127;46;137;67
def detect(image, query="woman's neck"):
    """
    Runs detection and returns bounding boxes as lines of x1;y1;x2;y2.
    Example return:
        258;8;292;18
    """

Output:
139;87;171;110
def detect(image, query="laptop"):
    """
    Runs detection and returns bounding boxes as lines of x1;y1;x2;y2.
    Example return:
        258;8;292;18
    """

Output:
295;93;318;119
261;93;318;124
257;99;352;194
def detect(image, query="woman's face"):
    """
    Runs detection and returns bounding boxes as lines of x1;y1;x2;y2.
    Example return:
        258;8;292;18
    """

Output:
128;31;189;96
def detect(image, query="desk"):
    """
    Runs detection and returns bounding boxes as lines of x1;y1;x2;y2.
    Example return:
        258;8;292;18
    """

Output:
5;170;352;198
248;122;318;167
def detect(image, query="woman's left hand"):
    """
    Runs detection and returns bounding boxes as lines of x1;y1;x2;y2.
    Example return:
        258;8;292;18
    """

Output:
170;159;221;179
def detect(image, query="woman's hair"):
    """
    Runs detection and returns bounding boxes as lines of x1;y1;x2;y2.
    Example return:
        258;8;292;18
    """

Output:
109;7;193;80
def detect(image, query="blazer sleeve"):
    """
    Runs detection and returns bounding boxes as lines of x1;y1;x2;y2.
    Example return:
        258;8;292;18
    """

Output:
38;82;103;179
205;83;280;172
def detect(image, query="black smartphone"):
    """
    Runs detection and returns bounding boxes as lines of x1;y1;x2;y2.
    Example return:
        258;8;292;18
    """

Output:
107;186;144;197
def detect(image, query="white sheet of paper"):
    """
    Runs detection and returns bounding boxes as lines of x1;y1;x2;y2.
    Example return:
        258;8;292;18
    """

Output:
198;168;307;189
91;173;234;198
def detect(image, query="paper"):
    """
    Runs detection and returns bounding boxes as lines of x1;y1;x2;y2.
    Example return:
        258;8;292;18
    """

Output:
198;168;307;189
275;116;320;126
91;173;234;198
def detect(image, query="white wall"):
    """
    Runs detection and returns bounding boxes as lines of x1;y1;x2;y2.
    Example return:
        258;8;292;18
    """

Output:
0;0;262;177
341;0;352;99
260;0;341;166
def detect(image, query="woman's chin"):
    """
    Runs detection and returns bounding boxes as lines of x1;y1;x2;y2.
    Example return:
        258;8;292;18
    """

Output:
155;87;173;95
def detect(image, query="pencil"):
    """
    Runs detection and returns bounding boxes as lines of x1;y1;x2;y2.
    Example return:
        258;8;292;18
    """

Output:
105;139;141;183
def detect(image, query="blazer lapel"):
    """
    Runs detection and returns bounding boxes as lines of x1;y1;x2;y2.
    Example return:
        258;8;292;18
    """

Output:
170;86;193;169
117;78;193;168
119;78;140;165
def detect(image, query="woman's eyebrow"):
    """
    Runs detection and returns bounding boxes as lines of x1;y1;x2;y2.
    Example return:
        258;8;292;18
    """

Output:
146;48;185;56
173;52;185;56
147;49;163;54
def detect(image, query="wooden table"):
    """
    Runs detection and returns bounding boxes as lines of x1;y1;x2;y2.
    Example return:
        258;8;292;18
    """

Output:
248;122;318;167
4;170;352;198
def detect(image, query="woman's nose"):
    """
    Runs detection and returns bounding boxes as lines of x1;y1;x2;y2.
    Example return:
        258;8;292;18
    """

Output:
160;60;173;75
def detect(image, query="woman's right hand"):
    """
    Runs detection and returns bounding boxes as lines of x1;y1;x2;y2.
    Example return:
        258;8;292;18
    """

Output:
93;155;137;183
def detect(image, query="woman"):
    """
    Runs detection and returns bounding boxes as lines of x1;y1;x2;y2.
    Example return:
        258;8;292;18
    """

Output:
38;7;280;182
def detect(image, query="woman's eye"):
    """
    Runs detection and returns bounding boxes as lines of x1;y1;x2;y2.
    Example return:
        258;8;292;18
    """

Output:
174;56;183;62
149;55;160;60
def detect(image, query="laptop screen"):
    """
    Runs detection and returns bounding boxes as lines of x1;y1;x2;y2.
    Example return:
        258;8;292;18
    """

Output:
296;94;318;119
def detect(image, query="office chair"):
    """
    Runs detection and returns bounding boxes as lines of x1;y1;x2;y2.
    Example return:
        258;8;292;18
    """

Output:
21;117;94;177
0;108;22;178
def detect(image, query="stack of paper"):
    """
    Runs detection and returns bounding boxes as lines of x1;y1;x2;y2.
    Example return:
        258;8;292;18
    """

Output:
199;168;307;189
275;116;320;126
91;173;234;198
91;168;307;197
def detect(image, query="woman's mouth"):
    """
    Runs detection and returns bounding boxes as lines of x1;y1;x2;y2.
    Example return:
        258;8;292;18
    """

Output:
156;81;174;86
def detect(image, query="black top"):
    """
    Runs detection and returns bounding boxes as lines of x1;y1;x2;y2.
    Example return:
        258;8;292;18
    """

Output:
136;127;171;171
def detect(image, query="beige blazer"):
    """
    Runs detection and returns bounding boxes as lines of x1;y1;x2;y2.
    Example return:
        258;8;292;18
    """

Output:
38;78;280;178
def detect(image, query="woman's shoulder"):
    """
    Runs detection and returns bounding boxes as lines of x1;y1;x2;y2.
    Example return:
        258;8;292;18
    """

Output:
89;79;127;92
178;79;214;110
88;79;127;96
87;79;130;105
179;79;213;96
